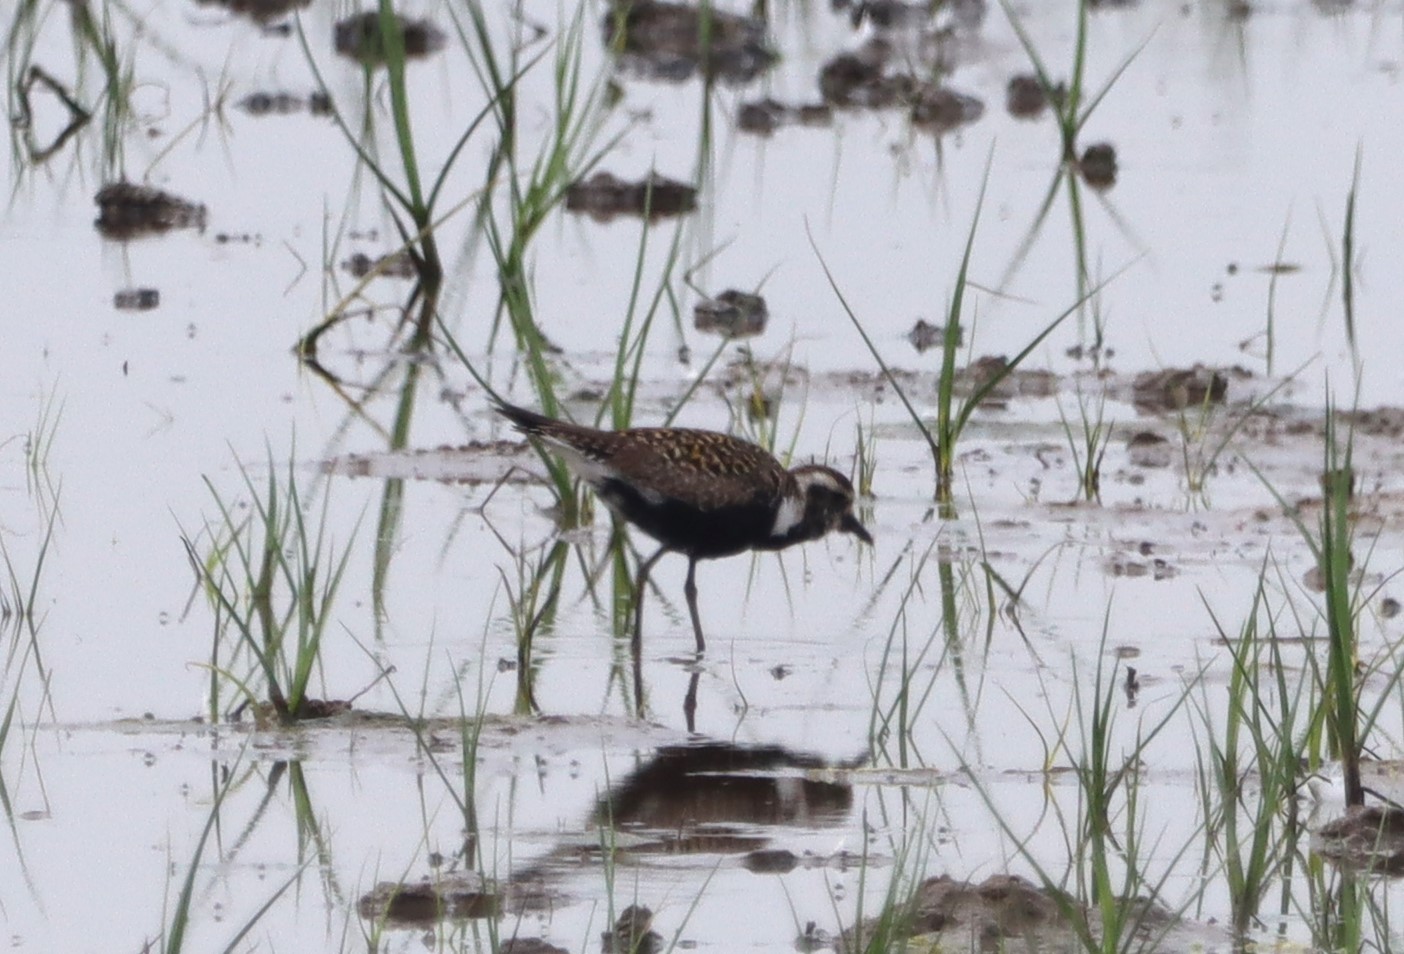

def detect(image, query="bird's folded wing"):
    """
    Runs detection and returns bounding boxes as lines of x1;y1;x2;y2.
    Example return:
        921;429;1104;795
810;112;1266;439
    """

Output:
609;432;787;511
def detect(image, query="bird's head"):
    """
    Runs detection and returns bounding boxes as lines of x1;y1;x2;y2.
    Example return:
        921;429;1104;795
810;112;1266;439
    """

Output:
787;465;873;546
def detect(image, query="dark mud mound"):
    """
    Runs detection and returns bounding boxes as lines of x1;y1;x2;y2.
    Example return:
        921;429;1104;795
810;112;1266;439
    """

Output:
1006;73;1066;119
602;905;663;954
1079;142;1119;190
737;97;833;135
604;0;777;84
237;90;333;116
818;44;983;133
358;873;499;926
844;873;1218;952
114;288;160;311
95;182;207;240
1131;366;1232;414
334;12;446;66
565;171;698;221
1314;804;1404;874
342;250;418;280
192;0;310;24
694;290;768;338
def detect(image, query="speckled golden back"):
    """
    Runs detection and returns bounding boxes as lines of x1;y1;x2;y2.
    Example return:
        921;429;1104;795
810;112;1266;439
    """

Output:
605;428;790;510
493;401;791;511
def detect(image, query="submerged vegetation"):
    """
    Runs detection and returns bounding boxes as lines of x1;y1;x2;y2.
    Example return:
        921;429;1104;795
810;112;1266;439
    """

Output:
5;0;1404;951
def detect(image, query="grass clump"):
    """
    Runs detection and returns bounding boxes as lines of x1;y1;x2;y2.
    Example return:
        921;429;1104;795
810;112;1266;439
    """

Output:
1249;399;1400;812
182;451;358;724
815;154;1090;506
1057;385;1112;503
1194;564;1313;943
1310;404;1365;806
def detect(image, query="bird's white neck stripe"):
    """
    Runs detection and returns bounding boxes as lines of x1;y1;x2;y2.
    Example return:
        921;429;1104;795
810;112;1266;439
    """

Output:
770;494;805;539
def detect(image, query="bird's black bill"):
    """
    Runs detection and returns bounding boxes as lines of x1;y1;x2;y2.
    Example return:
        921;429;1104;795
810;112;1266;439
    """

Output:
842;512;873;545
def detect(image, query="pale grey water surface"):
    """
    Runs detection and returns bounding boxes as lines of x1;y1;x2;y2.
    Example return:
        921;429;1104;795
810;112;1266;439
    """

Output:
4;0;1404;951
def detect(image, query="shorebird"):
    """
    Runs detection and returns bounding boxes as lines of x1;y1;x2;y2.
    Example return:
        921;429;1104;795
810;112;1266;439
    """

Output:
495;401;872;653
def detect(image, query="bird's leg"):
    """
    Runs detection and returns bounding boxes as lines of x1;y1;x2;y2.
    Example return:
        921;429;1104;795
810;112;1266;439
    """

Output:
683;670;699;733
632;546;668;657
632;649;646;720
684;558;705;653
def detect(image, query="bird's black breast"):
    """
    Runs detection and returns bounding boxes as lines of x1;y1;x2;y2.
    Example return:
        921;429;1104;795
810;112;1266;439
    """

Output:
597;477;776;559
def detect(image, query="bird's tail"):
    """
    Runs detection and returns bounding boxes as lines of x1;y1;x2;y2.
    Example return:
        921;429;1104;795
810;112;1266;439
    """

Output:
493;400;612;477
492;400;558;437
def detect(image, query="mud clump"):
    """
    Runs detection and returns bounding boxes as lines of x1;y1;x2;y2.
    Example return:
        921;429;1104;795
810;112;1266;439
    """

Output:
846;0;938;29
334;12;446;66
604;0;777;84
1106;554;1177;580
694;290;768;338
358;873;500;925
906;318;961;353
1079;142;1119;190
113;288;160;311
843;874;1186;951
288;698;351;719
1006;73;1066;119
95;182;207;240
565;171;697;221
248;698;352;726
843;874;1062;950
743;847;800;873
192;0;310;24
818;47;982;132
500;941;570;954
1125;431;1172;468
1314;805;1404;874
737;97;833;135
1131;366;1229;414
838;0;987;34
603;905;663;954
237;90;333;116
1342;406;1404;438
964;355;1058;401
342;250;418;280
911;85;985;132
819;50;910;108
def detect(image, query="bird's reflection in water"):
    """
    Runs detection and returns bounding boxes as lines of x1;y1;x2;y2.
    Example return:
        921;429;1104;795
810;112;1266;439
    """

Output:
508;740;859;909
595;740;855;836
359;740;860;930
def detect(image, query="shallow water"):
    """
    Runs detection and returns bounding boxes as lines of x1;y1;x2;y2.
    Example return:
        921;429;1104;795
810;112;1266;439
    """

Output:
4;0;1404;950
